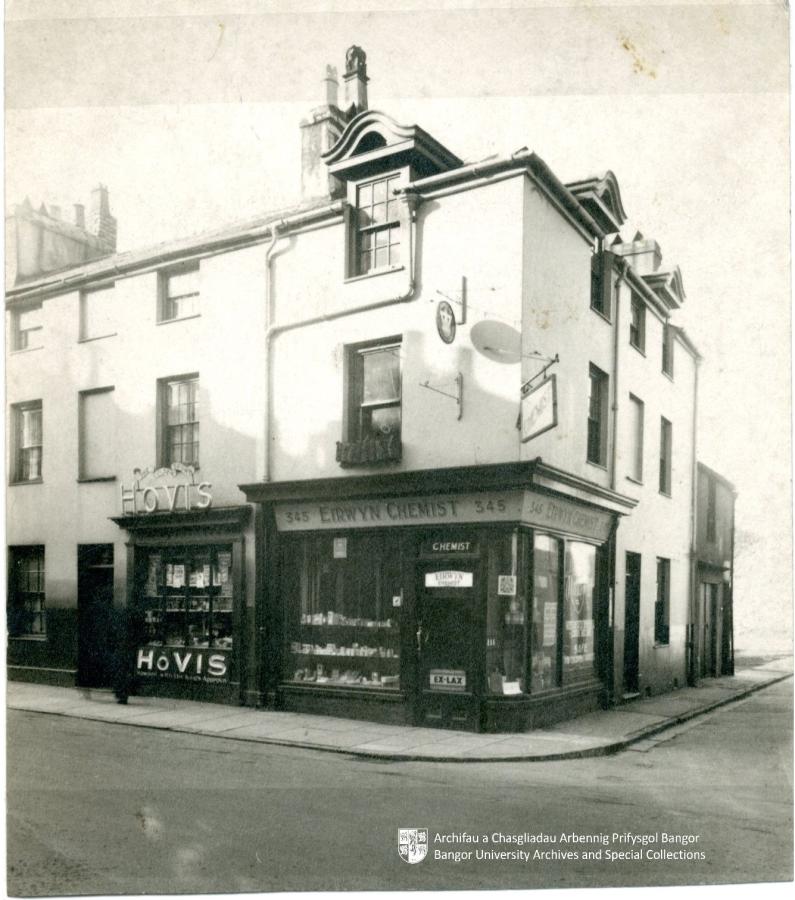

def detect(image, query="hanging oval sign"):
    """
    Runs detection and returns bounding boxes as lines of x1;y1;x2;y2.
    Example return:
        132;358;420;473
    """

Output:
436;300;456;344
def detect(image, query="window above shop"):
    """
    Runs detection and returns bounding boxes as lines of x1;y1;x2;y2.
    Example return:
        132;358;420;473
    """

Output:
352;175;402;277
11;303;43;351
590;250;612;320
79;387;116;481
659;416;672;496
158;374;199;468
662;322;675;378
10;400;42;484
80;284;116;341
630;294;646;353
587;364;608;467
655;557;670;645
159;263;200;322
337;337;402;467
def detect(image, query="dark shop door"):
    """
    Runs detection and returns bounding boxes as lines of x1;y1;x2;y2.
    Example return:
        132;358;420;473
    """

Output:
623;552;641;696
415;563;479;731
77;544;115;688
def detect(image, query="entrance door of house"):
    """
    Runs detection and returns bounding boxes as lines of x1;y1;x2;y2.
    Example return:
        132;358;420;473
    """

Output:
623;552;641;696
700;581;720;678
415;562;480;731
77;544;115;688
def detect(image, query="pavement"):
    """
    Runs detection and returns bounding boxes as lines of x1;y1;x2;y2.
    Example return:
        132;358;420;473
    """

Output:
6;654;791;762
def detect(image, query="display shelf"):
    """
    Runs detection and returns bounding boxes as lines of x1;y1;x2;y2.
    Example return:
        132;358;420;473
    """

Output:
289;650;399;664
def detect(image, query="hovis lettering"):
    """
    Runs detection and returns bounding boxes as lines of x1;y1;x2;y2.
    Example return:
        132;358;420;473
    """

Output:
136;646;229;681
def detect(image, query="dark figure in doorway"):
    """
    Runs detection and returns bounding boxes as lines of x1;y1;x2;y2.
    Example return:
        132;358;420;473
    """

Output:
112;608;145;704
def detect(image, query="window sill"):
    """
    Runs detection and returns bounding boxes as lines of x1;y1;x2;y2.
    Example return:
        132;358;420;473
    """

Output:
9;634;47;642
586;459;608;472
78;333;118;344
625;475;644;486
662;370;675;383
659;490;672;499
10;345;44;355
590;306;612;325
344;265;405;285
157;314;201;326
77;476;117;483
9;478;43;487
630;342;646;357
653;642;670;649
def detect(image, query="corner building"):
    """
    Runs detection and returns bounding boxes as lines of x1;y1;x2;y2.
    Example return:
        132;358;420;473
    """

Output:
6;47;727;730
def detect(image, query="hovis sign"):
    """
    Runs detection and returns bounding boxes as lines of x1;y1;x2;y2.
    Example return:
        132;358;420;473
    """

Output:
425;571;473;588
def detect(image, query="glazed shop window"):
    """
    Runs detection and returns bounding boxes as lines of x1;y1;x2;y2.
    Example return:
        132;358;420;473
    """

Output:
562;542;598;684
8;546;46;637
486;531;525;695
530;534;561;692
283;533;402;690
355;175;401;275
140;546;234;649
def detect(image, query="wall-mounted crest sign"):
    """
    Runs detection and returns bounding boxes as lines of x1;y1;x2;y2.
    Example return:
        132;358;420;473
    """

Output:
436;300;456;344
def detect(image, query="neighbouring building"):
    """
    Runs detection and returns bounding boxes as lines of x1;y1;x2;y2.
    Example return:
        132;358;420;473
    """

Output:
691;463;736;680
5;46;734;730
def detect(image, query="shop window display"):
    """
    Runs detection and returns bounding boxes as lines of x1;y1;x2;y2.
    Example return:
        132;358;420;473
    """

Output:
485;531;525;695
531;534;561;692
562;541;597;683
283;533;402;690
141;546;234;649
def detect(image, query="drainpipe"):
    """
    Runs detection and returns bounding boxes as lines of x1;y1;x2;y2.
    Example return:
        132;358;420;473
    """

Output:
609;257;628;491
607;256;628;704
262;191;420;483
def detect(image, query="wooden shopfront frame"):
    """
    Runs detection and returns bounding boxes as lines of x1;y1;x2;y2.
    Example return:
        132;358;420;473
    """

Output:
113;506;250;705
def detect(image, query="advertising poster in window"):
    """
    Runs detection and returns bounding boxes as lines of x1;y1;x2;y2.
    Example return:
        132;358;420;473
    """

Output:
4;3;791;899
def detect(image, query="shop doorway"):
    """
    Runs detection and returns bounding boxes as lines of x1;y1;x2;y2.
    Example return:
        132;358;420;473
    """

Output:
623;552;641;696
77;544;115;688
415;562;480;730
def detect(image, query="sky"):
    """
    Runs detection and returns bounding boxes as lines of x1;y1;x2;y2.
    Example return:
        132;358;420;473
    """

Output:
4;0;792;649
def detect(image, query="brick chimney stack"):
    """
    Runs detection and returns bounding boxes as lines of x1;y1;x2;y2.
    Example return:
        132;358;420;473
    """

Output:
300;63;347;201
90;184;117;251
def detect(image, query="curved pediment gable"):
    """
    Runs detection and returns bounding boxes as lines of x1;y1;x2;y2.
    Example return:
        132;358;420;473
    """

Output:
643;265;686;309
566;170;628;234
322;109;462;181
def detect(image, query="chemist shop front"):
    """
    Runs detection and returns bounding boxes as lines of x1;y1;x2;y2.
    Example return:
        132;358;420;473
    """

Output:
246;466;629;733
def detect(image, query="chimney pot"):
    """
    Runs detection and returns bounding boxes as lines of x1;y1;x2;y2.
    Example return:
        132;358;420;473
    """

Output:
89;184;117;251
323;65;339;109
73;203;86;229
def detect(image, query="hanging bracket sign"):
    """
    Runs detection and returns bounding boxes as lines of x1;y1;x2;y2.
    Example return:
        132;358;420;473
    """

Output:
521;374;558;443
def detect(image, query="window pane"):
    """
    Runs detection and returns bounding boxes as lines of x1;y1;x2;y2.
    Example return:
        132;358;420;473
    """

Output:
374;247;389;269
362;349;400;403
167;269;199;299
9;547;45;637
372;180;386;203
562;542;597;684
364;405;401;437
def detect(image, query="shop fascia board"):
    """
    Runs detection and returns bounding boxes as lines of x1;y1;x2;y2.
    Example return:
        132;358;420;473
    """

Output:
239;459;636;516
110;505;251;533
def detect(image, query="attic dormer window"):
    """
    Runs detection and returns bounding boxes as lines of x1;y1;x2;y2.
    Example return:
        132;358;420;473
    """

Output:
355;175;401;275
